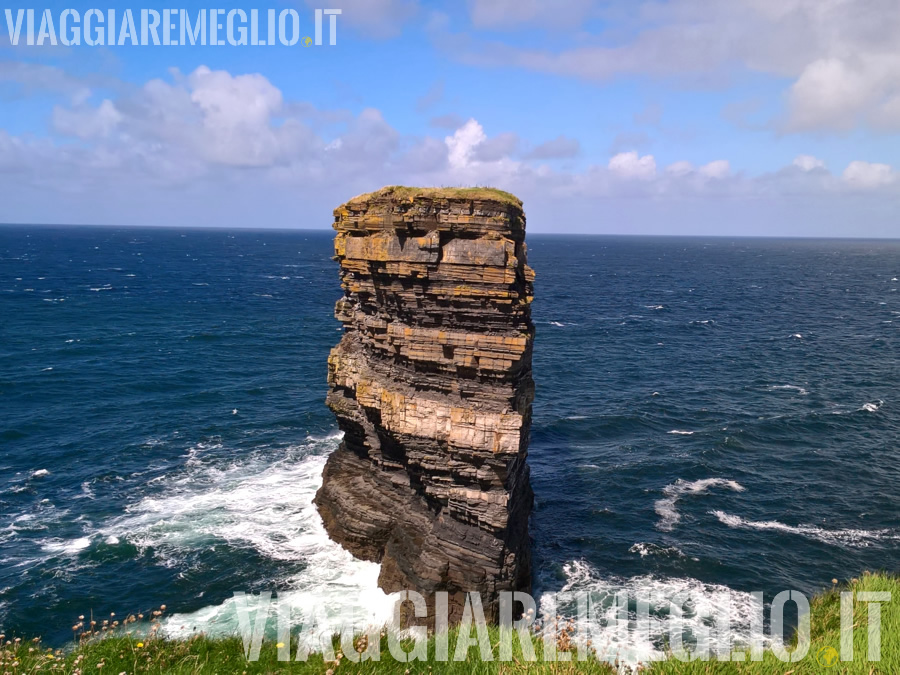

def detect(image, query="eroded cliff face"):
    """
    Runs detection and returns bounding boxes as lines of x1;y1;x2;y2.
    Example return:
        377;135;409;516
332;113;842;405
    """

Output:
314;186;535;623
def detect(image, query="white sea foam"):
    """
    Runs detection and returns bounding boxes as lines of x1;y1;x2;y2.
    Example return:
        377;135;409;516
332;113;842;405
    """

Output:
628;543;685;558
712;511;899;548
30;469;50;478
92;432;394;639
860;400;883;412
40;537;91;554
539;559;765;668
790;333;802;339
549;321;566;327
655;479;745;532
667;430;694;436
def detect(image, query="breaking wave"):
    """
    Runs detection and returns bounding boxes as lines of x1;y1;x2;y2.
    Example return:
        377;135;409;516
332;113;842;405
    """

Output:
539;560;766;668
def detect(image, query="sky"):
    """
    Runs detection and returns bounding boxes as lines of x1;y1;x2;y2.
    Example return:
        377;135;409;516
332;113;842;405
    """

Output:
1;0;899;236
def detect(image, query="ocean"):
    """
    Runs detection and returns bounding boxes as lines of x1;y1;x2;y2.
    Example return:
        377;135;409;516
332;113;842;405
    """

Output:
1;226;898;662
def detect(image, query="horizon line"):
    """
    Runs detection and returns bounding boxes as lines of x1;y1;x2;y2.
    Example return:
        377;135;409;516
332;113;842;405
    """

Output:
2;221;900;242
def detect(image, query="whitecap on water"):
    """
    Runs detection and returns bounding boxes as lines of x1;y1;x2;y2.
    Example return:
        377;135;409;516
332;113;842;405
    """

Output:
628;543;685;559
654;479;745;532
40;537;91;554
538;559;765;668
93;431;394;639
859;400;883;412
666;430;694;436
711;511;899;548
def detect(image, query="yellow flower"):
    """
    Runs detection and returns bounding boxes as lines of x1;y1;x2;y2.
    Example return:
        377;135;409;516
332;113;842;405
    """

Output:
136;642;144;648
276;642;285;649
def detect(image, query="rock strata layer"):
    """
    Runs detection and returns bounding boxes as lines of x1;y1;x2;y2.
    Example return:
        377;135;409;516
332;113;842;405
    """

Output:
314;186;535;624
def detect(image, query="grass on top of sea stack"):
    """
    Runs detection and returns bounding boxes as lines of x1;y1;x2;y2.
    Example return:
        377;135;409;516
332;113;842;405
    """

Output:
348;185;523;206
0;573;897;674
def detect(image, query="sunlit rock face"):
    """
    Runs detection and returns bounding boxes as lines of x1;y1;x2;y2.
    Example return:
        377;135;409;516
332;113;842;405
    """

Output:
314;186;535;624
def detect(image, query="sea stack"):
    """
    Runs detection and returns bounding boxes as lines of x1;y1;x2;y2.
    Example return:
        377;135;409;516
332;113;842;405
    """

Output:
314;186;535;624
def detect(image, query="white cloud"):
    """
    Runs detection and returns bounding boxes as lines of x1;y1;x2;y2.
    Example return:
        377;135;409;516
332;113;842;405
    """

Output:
608;151;656;179
446;119;487;169
699;160;731;179
2;64;900;235
52;99;121;139
451;0;900;134
793;155;826;171
842;161;895;189
440;120;522;173
49;66;318;169
785;58;875;131
473;132;519;162
872;94;900;129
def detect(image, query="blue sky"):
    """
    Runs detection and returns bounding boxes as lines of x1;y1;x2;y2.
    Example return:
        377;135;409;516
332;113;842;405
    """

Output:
1;0;900;236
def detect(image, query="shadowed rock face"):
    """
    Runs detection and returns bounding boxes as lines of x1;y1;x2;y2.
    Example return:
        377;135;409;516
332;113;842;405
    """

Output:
314;186;535;624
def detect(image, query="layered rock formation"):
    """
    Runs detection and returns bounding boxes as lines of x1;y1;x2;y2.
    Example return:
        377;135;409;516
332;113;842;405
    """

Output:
314;186;535;624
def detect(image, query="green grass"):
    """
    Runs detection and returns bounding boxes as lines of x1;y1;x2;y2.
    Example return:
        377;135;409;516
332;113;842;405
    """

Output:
1;573;896;673
346;185;523;206
0;624;616;674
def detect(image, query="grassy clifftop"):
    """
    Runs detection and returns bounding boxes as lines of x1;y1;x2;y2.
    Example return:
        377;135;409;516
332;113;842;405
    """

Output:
2;573;896;673
347;185;523;206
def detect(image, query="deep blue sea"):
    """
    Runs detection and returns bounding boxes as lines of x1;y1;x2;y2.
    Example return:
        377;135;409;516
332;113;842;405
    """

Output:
1;226;898;659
